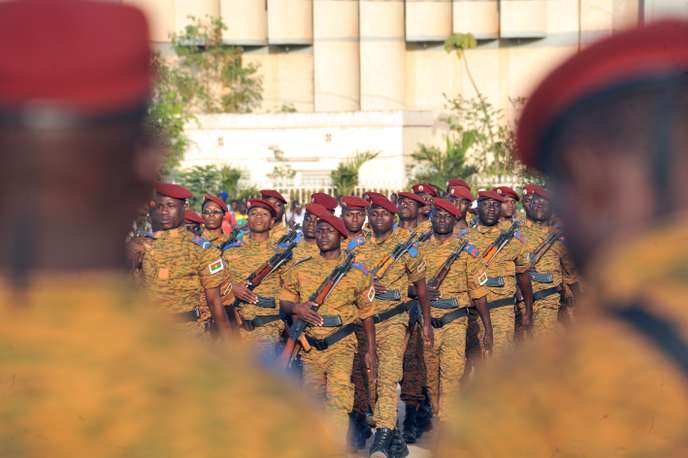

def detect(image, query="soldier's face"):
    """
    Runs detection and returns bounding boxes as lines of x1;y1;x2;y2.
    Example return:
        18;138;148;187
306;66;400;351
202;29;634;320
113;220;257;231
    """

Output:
368;206;395;234
153;195;185;230
397;197;419;221
341;207;365;234
248;207;273;233
477;199;501;226
303;211;318;239
315;221;341;252
501;197;517;218
202;201;225;230
431;208;456;235
527;195;552;222
447;195;471;218
417;193;433;217
265;196;285;220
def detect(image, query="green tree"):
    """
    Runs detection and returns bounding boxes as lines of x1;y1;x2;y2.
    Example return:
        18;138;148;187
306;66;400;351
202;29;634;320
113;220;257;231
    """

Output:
411;135;478;190
176;165;257;208
331;151;379;196
170;16;263;113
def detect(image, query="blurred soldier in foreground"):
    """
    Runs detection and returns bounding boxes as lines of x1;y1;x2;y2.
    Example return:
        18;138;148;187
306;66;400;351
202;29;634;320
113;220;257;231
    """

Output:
437;20;688;457
0;1;342;456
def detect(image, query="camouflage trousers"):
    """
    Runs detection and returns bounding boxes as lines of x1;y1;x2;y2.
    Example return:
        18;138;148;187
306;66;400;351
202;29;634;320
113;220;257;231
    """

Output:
400;324;427;406
423;316;468;418
373;317;408;429
531;294;562;338
301;332;357;434
352;325;372;415
238;320;284;355
471;295;516;356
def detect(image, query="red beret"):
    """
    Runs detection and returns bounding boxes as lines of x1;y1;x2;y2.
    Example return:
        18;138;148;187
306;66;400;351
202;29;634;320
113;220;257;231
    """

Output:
305;204;348;238
248;199;278;217
363;191;385;202
155;183;192;200
397;191;426;205
447;178;471;190
412;183;439;197
340;196;369;209
523;184;551;200
433;198;461;218
494;186;520;201
260;189;287;204
184;210;204;225
0;0;151;114
369;194;400;214
203;194;228;213
448;187;474;201
477;190;505;202
311;192;338;212
517;20;688;169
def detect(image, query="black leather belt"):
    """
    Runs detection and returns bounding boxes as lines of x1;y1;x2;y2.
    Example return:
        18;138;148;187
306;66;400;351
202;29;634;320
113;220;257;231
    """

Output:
488;297;515;310
306;323;356;351
431;298;459;309
373;300;412;324
533;286;561;302
485;276;505;287
255;296;277;308
242;314;282;331
375;289;401;301
320;315;343;327
529;271;554;283
431;308;469;328
175;307;201;322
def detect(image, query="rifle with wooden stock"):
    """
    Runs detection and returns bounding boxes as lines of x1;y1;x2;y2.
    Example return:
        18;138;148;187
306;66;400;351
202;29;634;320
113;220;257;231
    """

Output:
371;228;430;280
528;230;561;269
481;220;521;266
428;239;469;290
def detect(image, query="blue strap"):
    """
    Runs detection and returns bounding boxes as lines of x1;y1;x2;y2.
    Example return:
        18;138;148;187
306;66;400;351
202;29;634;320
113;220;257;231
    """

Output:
191;236;212;249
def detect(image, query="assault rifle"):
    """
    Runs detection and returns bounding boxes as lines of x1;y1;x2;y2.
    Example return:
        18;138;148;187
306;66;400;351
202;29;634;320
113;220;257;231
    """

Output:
528;231;561;269
428;239;469;290
481;220;520;266
371;229;427;280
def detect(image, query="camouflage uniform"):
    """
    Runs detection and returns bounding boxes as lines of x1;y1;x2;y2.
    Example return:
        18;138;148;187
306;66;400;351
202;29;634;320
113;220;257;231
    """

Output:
436;218;688;457
280;254;375;434
125;232;154;285
0;273;344;457
470;221;528;354
201;228;231;250
270;222;289;242
224;236;287;350
420;233;488;417
292;238;320;263
141;228;226;335
355;229;426;430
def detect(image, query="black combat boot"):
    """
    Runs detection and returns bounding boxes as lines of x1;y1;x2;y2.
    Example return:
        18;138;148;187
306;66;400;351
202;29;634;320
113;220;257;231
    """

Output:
401;403;418;444
352;412;371;450
369;427;393;458
389;428;410;458
415;389;433;437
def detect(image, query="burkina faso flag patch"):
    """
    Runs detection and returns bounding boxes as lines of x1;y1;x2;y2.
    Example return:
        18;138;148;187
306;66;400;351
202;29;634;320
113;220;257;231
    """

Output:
208;259;224;274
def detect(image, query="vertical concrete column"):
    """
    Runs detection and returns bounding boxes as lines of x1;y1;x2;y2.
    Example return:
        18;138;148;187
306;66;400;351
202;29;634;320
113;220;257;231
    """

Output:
220;0;268;46
268;0;313;45
453;0;498;39
499;0;547;38
175;0;220;31
405;0;452;42
125;0;175;43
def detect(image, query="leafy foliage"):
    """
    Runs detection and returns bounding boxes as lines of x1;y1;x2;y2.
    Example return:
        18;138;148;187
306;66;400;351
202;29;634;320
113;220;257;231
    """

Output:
331;151;380;196
266;145;297;188
411;136;478;190
175;165;257;208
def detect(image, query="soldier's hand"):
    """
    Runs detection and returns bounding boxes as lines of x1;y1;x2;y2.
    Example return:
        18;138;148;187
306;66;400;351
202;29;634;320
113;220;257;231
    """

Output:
422;321;434;348
364;349;378;386
521;312;532;329
427;286;440;301
233;283;258;304
293;301;323;326
373;279;388;295
482;330;494;352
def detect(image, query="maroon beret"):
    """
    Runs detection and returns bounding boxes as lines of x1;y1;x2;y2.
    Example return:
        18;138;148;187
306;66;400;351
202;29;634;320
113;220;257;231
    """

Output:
247;198;278;217
363;191;386;202
517;20;688;169
369;194;400;214
203;194;228;213
477;190;505;202
523;184;551;200
340;196;369;209
397;191;426;205
155;183;192;200
305;204;348;238
449;187;474;201
447;178;471;190
433;198;461;218
0;0;151;114
260;189;287;204
412;183;439;197
184;210;204;225
494;186;520;201
311;192;338;212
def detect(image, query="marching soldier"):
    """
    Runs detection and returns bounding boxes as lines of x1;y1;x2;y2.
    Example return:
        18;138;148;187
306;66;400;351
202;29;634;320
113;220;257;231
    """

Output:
446;186;474;237
0;1;342;455
411;183;437;233
280;204;377;439
312;191;338;213
421;199;492;421
396;191;426;234
224;199;286;351
340;195;371;242
446;178;476;227
142;183;233;338
355;194;433;458
183;209;204;235
201;194;232;248
494;186;520;222
471;190;534;354
292;202;321;261
261;189;289;241
437;19;688;457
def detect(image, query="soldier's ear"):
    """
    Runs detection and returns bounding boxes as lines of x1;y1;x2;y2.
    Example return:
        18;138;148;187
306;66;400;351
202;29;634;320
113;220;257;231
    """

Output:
269;218;275;229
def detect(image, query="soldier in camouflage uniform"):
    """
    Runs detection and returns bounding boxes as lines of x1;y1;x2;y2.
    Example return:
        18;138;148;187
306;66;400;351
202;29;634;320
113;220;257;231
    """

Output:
261;189;289;242
447;178;477;228
494;186;520;223
280;204;377;440
420;199;492;421
183;209;204;235
201;194;231;249
470;190;534;354
224;199;287;352
0;2;344;456
411;183;437;233
355;194;433;458
291;203;321;261
142;183;233;338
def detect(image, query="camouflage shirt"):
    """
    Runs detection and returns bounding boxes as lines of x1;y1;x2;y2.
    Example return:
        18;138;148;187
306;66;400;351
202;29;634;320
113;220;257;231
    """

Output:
142;228;225;314
280;253;375;340
292;238;320;263
201;228;231;250
269;222;289;244
520;219;577;295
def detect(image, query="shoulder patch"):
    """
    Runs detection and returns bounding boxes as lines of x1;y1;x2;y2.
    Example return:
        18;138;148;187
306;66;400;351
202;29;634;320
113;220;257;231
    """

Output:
208;259;224;274
352;262;369;275
407;246;418;258
192;236;212;250
463;242;481;257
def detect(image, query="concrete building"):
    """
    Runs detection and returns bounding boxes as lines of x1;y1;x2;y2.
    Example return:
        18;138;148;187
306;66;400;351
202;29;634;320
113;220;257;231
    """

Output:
125;0;688;189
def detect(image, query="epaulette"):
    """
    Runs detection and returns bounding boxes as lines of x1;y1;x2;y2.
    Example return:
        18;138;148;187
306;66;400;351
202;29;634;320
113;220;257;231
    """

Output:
223;241;243;250
276;230;303;251
352;262;369;275
463;242;480;257
191;235;213;250
407;245;418;258
457;227;470;238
